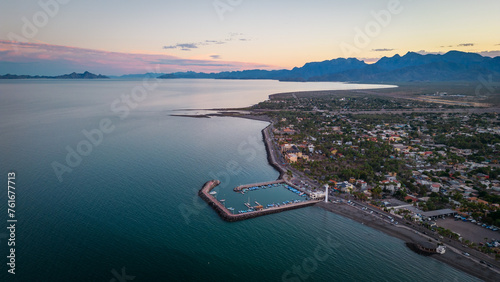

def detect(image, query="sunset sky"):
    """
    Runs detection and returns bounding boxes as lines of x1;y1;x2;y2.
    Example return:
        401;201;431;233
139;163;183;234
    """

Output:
1;0;499;75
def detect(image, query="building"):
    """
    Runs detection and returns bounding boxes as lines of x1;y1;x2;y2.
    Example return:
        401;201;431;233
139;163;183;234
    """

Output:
310;191;325;199
336;181;355;193
356;180;367;190
421;209;457;220
430;183;441;193
380;179;401;194
286;153;298;163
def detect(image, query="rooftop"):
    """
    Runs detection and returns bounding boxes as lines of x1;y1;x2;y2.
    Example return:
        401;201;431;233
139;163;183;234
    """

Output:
421;208;457;218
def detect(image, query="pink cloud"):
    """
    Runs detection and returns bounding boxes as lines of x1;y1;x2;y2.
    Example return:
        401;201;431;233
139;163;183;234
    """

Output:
0;40;278;75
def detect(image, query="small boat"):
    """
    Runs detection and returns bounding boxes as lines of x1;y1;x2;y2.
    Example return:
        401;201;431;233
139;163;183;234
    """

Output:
227;207;234;211
209;191;217;195
219;199;225;202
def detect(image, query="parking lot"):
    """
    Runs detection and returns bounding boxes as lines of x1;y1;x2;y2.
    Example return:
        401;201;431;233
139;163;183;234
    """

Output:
436;217;499;243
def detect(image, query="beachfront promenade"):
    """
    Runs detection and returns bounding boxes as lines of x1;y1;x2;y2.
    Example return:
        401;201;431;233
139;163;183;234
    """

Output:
199;180;320;222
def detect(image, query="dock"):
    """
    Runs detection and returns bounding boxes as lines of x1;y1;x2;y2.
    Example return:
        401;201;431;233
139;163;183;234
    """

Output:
198;124;318;222
199;180;320;222
234;180;285;191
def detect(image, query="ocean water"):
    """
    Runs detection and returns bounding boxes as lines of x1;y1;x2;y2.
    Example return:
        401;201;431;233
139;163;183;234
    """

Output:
0;79;478;281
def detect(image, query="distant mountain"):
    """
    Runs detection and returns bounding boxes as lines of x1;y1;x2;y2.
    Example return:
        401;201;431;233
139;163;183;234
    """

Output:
157;69;290;80
0;71;109;79
286;58;367;80
157;58;367;81
311;51;500;82
157;51;500;83
116;72;168;79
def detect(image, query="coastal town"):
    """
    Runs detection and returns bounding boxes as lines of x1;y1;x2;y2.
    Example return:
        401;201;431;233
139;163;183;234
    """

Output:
196;90;500;279
243;92;500;279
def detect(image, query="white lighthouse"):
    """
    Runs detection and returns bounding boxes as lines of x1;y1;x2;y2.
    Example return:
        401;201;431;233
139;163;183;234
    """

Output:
324;184;329;203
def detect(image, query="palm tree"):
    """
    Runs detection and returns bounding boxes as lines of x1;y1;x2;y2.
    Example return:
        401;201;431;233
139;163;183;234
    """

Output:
372;185;382;199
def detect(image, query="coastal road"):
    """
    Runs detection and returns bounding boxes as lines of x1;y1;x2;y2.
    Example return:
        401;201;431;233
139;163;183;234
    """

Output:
327;198;500;277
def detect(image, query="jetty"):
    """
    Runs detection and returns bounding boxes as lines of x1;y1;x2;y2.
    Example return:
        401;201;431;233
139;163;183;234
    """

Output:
199;180;320;222
198;124;319;222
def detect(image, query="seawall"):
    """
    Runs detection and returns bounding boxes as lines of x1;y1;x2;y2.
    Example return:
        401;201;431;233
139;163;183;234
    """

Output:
199;180;319;222
261;125;287;179
198;121;318;222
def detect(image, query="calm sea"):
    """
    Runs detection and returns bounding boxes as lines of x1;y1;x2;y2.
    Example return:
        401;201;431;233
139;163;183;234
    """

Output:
0;79;477;281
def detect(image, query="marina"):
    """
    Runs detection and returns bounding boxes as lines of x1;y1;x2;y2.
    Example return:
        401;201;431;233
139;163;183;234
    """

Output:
199;180;320;222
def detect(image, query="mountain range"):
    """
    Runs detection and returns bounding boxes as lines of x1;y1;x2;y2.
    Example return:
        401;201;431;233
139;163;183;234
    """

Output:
158;51;500;83
2;51;498;83
0;71;109;79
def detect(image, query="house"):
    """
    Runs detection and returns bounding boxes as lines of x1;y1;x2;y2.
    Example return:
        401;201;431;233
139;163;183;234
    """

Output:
393;144;409;152
380;179;401;194
468;197;489;206
308;144;315;153
405;195;418;203
476;173;489;181
385;174;397;182
356;180;367;190
430;183;441;193
336;181;354;193
286;153;298;163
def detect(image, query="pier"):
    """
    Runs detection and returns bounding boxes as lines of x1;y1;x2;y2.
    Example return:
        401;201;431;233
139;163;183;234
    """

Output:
199;180;320;222
234;180;285;191
198;124;318;222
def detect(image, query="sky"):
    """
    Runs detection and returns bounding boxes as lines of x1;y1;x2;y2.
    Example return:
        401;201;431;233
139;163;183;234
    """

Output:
0;0;499;75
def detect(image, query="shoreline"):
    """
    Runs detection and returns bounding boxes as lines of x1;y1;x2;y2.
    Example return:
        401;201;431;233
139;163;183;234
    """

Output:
316;202;500;281
179;102;500;280
242;114;500;281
